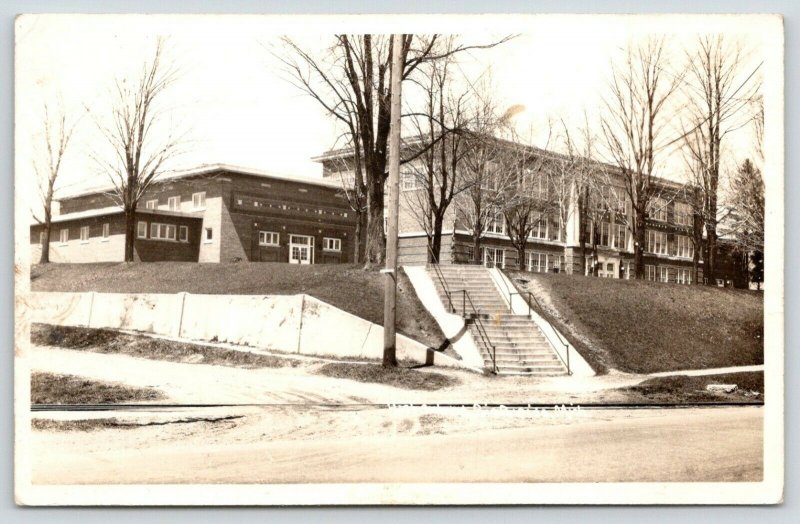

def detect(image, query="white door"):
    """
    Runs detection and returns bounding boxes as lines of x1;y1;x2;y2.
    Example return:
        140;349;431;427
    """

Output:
289;235;314;265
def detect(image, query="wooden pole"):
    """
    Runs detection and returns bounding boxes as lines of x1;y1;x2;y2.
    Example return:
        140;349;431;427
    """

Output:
382;34;404;368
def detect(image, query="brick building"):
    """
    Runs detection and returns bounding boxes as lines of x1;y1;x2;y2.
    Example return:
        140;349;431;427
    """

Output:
313;143;745;286
30;165;357;264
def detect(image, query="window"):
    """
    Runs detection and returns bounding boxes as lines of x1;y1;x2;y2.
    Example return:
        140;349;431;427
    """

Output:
647;230;668;255
659;266;670;283
676;268;692;285
613;224;627;250
204;227;213;243
101;223;110;241
80;226;90;243
167;196;181;211
149;223;176;241
179;225;189;243
526;251;546;273
645;264;657;281
59;228;69;245
486;209;505;235
674;202;692;226
259;231;280;247
599;222;611;247
192;192;206;211
145;199;158;209
400;169;419;191
524;169;548;199
323;237;341;251
137;221;147;239
530;218;547;240
649;198;668;221
676;235;694;259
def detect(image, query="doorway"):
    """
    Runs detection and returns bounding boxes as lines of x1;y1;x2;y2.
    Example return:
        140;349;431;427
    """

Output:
289;234;314;264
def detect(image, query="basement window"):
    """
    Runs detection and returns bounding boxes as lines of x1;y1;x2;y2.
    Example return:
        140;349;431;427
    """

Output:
204;227;213;243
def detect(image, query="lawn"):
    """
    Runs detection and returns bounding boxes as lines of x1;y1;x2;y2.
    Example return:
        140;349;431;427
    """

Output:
316;363;460;391
615;372;764;404
32;323;301;369
30;262;446;349
31;372;165;404
506;271;763;374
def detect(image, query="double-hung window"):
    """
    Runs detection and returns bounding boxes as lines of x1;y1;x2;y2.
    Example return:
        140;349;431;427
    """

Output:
137;221;148;238
150;223;176;241
179;225;189;243
80;226;90;243
676;235;693;259
59;228;69;245
167;196;181;211
145;199;158;209
650;198;668;221
259;231;280;247
659;266;670;283
486;208;505;235
674;202;692;226
613;224;627;250
645;264;657;281
192;192;206;211
101;223;110;241
647;230;668;255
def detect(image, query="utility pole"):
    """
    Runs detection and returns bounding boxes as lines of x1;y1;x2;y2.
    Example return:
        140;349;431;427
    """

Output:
382;34;404;368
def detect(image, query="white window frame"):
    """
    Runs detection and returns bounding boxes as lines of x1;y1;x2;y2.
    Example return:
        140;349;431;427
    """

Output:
204;227;213;243
192;192;206;211
145;199;158;209
137;221;148;239
400;169;418;191
486;208;505;235
59;228;69;245
650;198;668;222
659;266;670;283
676;268;692;285
647;230;668;255
101;223;110;241
674;202;692;226
645;264;657;282
613;224;627;250
80;226;90;243
179;225;189;243
676;235;694;259
259;231;280;247
530;217;548;240
167;196;181;211
150;223;177;241
322;237;341;252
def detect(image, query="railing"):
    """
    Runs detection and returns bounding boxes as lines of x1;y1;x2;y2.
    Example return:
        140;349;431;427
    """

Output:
454;288;498;374
496;268;572;375
426;244;498;373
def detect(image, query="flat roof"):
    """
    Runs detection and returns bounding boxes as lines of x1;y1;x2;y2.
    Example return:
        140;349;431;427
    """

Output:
56;163;340;201
37;206;202;225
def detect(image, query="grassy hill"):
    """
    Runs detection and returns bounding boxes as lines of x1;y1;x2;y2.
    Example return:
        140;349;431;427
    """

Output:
506;271;764;375
30;262;446;350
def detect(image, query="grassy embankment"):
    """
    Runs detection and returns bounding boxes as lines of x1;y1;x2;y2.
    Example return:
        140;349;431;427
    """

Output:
31;262;446;350
506;271;763;375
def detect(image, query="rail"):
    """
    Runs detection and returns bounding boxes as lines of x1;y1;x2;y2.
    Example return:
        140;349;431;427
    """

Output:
496;268;572;375
426;245;497;373
454;288;498;374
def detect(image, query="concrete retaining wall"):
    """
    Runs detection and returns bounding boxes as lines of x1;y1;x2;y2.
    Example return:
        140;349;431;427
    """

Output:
28;291;463;368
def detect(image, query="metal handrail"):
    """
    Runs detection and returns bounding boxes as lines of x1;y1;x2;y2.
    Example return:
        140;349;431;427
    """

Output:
497;268;572;375
453;288;498;374
429;261;455;313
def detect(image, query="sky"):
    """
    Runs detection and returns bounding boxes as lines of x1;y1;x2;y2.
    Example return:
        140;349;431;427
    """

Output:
15;14;771;210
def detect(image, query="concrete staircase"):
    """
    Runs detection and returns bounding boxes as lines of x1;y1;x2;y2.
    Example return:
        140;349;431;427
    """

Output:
428;264;568;376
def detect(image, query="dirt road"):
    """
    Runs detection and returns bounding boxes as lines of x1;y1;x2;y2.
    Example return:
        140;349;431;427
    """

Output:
30;404;763;484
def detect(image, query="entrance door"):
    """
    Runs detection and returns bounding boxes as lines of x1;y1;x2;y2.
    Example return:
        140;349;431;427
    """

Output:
597;256;618;278
289;235;314;265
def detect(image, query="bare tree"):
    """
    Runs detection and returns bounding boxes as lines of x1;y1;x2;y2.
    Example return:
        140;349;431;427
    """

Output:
277;34;513;268
33;103;77;264
600;37;683;279
91;38;182;262
681;35;761;285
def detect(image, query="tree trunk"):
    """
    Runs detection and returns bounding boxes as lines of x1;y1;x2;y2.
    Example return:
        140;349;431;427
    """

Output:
39;222;51;264
517;245;526;271
364;176;385;268
472;229;482;265
352;209;367;264
124;208;136;262
429;212;445;263
705;225;717;286
633;209;646;279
